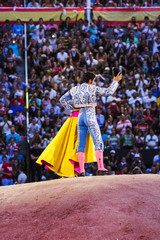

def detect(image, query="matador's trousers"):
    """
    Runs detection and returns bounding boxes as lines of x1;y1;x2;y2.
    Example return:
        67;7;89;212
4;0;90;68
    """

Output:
77;107;104;152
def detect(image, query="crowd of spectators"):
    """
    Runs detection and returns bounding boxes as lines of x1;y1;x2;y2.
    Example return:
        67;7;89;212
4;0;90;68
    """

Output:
1;0;160;8
0;10;160;185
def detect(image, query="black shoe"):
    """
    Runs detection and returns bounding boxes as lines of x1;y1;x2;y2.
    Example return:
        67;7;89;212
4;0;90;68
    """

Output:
97;170;115;176
78;172;85;177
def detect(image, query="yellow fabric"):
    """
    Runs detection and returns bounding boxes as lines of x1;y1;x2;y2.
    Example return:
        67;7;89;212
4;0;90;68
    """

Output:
93;7;160;22
36;116;97;177
0;8;84;22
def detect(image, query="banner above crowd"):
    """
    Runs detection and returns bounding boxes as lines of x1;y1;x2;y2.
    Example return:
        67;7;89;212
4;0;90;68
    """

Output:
93;7;160;25
0;7;160;25
0;7;84;23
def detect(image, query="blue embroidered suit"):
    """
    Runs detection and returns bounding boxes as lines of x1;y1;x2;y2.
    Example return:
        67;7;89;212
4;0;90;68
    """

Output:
60;80;119;151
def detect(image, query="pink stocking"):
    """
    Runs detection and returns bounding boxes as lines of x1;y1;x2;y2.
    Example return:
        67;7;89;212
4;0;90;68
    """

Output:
77;152;85;173
95;150;107;171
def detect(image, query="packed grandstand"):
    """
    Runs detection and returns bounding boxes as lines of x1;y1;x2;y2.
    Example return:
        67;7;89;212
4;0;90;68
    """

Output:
0;0;160;185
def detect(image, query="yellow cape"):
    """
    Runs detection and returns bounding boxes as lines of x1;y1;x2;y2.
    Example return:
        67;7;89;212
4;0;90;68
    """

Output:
36;116;97;177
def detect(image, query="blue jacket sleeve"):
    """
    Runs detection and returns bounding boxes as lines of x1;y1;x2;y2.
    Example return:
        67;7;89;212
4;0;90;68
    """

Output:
60;90;74;114
95;80;119;97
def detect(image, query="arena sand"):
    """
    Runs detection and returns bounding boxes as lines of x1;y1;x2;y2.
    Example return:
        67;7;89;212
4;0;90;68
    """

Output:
0;174;160;240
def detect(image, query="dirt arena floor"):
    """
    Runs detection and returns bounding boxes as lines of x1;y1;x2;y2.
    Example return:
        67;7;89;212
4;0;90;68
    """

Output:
0;174;160;240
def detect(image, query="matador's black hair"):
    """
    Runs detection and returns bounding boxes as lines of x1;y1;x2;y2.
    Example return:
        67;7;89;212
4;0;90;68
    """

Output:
83;72;96;83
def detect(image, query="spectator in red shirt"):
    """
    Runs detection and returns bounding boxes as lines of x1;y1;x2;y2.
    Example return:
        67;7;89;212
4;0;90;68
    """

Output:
135;116;149;136
108;100;120;117
116;114;132;135
14;110;26;132
0;158;14;186
144;108;153;125
10;94;25;106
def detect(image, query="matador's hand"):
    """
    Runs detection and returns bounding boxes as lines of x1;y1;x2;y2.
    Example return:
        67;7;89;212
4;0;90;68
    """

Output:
73;108;80;112
114;72;122;82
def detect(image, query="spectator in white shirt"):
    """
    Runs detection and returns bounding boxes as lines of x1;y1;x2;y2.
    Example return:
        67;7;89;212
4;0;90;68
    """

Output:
43;83;57;100
17;167;27;184
32;18;46;39
86;53;98;70
114;38;126;54
145;129;158;149
0;114;12;136
126;37;137;55
147;24;157;48
106;92;116;104
45;98;60;116
125;83;136;98
53;69;65;84
36;32;46;47
49;87;56;99
153;37;160;54
140;16;150;33
137;77;149;92
143;90;157;109
129;92;142;108
57;48;69;65
82;20;89;33
113;24;124;38
139;82;148;100
29;118;40;138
